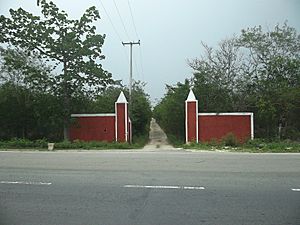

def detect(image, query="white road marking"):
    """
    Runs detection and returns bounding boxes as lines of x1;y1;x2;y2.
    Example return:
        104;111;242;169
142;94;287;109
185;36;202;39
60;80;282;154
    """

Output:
0;181;52;186
123;185;205;190
183;186;205;190
291;188;300;192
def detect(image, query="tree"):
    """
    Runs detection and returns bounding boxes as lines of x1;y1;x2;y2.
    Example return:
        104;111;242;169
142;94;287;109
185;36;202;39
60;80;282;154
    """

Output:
0;82;34;139
0;0;114;140
188;38;245;111
130;81;152;136
0;81;64;140
237;23;300;139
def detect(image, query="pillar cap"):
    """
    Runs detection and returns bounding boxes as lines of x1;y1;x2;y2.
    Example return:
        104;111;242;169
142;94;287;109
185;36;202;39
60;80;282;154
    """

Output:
116;91;128;103
186;89;197;101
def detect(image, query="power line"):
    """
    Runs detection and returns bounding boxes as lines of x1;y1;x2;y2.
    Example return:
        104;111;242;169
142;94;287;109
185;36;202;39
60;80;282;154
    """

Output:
97;0;123;43
139;46;145;80
126;0;145;80
97;0;129;68
134;58;140;78
112;0;130;40
127;0;139;40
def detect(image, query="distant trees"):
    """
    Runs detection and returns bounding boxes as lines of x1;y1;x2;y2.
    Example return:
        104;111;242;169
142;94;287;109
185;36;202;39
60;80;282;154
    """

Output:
154;23;300;142
153;81;189;141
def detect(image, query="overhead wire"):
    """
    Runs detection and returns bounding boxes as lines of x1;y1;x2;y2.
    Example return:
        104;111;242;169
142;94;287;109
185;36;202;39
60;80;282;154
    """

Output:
97;0;123;43
97;0;143;82
127;0;139;40
112;0;130;40
127;0;145;80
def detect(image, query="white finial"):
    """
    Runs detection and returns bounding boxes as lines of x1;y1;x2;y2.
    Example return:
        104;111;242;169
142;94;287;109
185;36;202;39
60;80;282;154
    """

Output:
116;91;128;103
186;89;196;101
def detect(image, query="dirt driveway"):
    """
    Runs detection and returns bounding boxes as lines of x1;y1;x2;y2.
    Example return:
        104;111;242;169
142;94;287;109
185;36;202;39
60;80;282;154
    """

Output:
143;118;174;150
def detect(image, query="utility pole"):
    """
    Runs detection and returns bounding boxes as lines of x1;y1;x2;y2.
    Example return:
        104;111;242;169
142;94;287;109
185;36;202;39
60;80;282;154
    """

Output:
122;40;140;116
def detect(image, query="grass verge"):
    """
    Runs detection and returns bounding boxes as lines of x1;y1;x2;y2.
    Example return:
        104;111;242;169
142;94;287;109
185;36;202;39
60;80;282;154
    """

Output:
183;138;300;153
0;136;148;151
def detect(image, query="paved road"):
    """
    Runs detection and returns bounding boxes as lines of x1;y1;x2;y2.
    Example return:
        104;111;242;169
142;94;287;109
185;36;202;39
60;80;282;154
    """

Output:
0;151;299;225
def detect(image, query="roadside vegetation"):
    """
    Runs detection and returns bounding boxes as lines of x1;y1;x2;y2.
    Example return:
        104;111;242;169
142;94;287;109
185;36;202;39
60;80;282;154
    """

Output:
0;138;147;150
183;139;300;153
154;23;300;151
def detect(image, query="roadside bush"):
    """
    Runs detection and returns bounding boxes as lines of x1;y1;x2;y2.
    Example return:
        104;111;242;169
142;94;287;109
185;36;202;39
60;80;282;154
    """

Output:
0;138;48;148
244;138;300;152
166;134;185;147
0;139;138;150
222;133;240;147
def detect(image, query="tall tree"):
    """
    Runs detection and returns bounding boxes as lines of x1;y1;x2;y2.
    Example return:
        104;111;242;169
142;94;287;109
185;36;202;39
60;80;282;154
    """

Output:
188;38;245;111
237;23;300;138
0;0;114;140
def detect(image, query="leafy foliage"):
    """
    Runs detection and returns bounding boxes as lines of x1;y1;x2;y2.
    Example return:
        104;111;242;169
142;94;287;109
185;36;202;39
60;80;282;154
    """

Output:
0;138;145;150
0;82;64;140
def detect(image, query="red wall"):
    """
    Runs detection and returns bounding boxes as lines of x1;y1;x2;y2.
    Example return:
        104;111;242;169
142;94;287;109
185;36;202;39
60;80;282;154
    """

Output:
70;116;115;142
198;115;251;143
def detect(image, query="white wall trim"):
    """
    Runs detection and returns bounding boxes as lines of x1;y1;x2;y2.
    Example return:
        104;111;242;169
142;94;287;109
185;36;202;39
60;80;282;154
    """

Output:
125;102;128;142
250;113;254;140
185;101;188;143
198;112;253;116
129;117;132;143
196;101;199;143
71;113;115;117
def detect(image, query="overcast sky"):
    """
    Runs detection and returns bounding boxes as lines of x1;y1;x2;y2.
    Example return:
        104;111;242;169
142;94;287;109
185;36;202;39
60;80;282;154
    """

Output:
1;0;300;104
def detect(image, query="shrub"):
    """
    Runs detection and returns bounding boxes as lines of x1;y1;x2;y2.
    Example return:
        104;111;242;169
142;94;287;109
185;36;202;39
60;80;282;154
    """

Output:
222;133;240;147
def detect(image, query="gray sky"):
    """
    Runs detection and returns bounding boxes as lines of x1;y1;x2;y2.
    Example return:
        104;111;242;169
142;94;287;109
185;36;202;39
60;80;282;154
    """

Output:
1;0;300;103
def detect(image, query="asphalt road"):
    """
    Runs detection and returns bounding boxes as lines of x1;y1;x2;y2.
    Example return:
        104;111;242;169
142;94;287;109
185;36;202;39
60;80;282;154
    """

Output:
0;150;299;225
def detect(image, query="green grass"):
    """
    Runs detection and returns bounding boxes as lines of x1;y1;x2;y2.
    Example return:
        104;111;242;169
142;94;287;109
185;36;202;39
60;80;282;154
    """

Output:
0;136;148;151
166;134;185;147
183;138;300;153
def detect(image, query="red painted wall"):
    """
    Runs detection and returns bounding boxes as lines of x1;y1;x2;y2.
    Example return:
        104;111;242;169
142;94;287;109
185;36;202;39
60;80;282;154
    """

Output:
116;103;126;142
186;102;197;142
70;116;115;142
198;115;251;143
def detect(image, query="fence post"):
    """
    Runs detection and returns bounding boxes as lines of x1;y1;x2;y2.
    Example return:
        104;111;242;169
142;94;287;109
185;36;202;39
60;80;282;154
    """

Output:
185;89;198;143
115;92;128;142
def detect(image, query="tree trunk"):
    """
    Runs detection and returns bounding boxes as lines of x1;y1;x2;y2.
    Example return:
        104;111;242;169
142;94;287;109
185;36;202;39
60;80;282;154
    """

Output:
278;122;282;140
